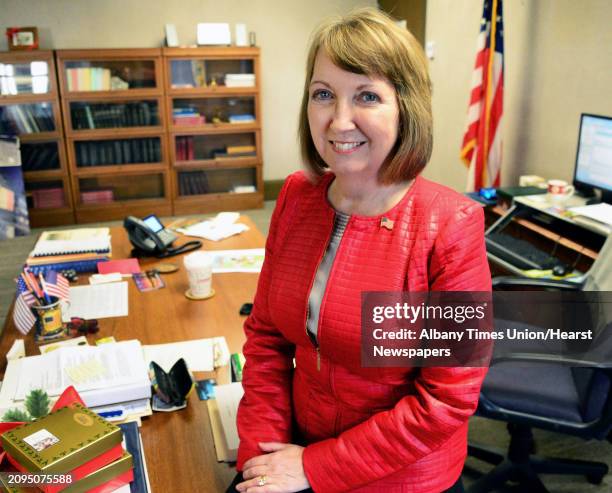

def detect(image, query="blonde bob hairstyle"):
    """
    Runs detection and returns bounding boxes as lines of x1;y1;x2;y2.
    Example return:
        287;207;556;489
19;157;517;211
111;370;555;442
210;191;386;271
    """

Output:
298;7;432;184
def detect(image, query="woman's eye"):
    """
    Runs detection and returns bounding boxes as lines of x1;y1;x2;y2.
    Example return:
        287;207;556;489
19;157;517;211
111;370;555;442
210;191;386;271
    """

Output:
312;89;332;101
359;92;380;103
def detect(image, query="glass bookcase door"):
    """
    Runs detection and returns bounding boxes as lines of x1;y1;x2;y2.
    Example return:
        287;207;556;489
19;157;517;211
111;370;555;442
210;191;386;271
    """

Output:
0;61;50;96
177;167;257;197
0;102;56;135
64;60;156;92
78;173;165;204
172;96;255;126
21;141;61;172
170;59;255;89
69;100;160;130
174;132;257;163
75;137;162;167
25;180;67;209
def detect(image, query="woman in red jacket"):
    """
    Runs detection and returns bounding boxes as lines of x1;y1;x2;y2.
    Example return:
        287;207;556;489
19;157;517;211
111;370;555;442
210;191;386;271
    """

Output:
233;7;491;493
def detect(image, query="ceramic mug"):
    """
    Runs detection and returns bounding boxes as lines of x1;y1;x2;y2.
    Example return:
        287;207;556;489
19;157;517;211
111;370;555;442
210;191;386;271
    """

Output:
547;179;574;205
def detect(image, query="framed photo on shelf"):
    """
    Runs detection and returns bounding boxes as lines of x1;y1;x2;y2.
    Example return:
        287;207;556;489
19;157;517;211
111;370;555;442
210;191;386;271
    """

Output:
6;27;39;51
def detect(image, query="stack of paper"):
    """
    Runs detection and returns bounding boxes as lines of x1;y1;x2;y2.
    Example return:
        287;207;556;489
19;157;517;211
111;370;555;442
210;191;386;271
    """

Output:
177;212;249;241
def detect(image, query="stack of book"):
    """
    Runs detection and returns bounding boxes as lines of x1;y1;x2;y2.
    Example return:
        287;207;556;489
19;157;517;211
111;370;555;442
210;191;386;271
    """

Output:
213;144;257;159
0;103;55;134
173;107;205;126
75;138;161;166
228;114;255;124
65;67;112;92
175;136;195;161
81;190;114;204
32;188;65;209
224;73;255;87
21;142;60;171
71;102;159;130
25;227;111;274
1;403;134;492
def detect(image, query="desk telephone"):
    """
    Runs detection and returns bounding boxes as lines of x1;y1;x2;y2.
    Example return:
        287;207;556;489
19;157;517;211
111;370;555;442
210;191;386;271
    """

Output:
124;214;202;258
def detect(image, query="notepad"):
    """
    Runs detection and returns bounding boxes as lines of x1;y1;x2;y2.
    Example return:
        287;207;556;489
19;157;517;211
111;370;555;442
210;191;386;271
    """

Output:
31;227;111;257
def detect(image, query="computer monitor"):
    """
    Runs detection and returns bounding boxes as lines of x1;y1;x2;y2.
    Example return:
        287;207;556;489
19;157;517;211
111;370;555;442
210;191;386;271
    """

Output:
573;113;612;204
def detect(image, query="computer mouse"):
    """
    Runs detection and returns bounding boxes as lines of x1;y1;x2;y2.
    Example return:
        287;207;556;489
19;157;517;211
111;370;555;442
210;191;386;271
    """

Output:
552;263;569;276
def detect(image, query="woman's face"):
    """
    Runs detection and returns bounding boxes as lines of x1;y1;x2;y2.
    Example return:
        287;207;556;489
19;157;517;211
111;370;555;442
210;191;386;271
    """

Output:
307;51;400;180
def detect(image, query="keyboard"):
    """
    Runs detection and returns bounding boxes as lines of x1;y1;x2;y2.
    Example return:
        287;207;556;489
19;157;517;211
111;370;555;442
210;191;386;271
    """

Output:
485;232;558;270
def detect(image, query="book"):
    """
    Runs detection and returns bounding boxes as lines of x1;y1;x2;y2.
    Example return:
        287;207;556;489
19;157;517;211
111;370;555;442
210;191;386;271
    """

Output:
31;228;111;257
1;403;122;474
6;443;125;493
118;422;149;493
207;382;243;462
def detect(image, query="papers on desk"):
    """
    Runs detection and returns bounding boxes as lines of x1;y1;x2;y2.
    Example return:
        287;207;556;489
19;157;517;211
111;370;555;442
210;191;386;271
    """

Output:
569;203;612;227
209;248;265;273
61;281;129;322
0;340;151;412
177;212;249;241
142;336;229;372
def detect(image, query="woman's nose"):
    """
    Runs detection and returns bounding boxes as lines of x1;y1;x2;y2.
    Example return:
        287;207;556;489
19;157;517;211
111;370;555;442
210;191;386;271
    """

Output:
329;101;356;132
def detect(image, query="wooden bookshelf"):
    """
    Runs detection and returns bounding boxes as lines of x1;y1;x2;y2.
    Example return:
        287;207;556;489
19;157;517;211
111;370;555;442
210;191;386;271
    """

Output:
163;47;264;214
55;48;171;222
0;50;74;226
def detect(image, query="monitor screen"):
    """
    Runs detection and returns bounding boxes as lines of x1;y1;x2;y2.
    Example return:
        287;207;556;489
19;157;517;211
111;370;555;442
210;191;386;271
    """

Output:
143;214;164;233
573;114;612;199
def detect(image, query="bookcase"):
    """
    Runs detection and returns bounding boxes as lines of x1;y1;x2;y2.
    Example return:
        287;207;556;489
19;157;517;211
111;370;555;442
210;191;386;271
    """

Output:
0;50;74;226
55;49;171;223
163;47;263;215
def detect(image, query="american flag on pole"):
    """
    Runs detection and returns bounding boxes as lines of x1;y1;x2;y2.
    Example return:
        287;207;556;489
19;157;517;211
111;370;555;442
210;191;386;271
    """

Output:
461;0;504;192
13;277;37;335
44;271;70;301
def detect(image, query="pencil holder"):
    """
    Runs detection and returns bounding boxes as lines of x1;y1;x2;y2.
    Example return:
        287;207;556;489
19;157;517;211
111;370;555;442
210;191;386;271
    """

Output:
32;296;64;339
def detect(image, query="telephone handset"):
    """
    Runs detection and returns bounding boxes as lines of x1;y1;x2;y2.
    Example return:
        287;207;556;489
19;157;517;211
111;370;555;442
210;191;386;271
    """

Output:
124;214;202;258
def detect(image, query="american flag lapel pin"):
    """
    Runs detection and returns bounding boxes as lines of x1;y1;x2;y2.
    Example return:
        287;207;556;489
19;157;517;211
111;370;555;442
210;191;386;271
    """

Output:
380;217;394;231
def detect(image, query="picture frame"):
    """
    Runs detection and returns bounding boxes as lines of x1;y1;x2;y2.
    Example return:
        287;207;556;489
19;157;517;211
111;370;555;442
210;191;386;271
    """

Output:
6;27;39;51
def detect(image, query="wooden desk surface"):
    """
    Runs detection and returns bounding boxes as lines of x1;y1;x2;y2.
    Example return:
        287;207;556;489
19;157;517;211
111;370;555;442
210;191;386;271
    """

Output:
0;217;266;492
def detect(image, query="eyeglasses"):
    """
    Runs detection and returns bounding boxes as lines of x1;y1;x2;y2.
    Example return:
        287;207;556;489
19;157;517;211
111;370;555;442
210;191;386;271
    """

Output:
68;317;99;334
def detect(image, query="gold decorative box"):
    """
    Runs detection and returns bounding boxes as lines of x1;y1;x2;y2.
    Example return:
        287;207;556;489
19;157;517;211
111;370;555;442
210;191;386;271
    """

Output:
1;403;122;474
62;451;133;493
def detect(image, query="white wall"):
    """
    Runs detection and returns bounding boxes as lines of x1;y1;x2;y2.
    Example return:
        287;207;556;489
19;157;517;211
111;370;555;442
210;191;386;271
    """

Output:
0;0;376;181
424;0;612;190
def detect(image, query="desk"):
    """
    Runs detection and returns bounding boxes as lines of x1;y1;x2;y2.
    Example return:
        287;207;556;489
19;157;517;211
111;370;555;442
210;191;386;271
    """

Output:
0;216;265;492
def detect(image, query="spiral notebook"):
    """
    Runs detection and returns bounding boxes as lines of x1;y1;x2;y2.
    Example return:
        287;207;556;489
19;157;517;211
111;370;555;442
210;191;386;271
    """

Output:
31;227;112;257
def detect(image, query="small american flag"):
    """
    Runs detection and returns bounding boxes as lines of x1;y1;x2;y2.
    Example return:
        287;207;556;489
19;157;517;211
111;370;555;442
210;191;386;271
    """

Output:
461;0;504;192
380;217;394;231
13;277;37;335
44;271;70;301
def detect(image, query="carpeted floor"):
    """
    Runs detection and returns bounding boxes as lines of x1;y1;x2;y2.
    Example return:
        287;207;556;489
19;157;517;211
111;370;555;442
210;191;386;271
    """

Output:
1;201;610;492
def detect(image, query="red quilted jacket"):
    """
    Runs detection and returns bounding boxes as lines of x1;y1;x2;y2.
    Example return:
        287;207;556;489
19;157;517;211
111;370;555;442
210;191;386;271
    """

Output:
237;171;491;492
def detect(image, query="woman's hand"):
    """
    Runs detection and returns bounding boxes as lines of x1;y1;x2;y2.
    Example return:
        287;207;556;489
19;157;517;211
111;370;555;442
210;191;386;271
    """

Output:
237;442;310;492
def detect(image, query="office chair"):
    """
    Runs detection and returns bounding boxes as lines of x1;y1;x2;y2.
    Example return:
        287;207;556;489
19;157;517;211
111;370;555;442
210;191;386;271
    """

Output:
466;236;612;493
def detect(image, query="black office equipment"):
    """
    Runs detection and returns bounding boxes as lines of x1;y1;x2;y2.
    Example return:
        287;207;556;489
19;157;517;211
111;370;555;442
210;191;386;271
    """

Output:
485;232;557;270
573;113;612;204
124;214;201;258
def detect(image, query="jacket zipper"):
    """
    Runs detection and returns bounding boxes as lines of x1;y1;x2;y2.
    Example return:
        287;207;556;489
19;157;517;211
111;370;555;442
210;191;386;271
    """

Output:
304;214;337;372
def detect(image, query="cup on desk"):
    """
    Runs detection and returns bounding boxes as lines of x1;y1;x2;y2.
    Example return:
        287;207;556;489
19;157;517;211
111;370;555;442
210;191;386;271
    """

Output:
183;251;213;299
547;179;574;206
33;296;64;338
